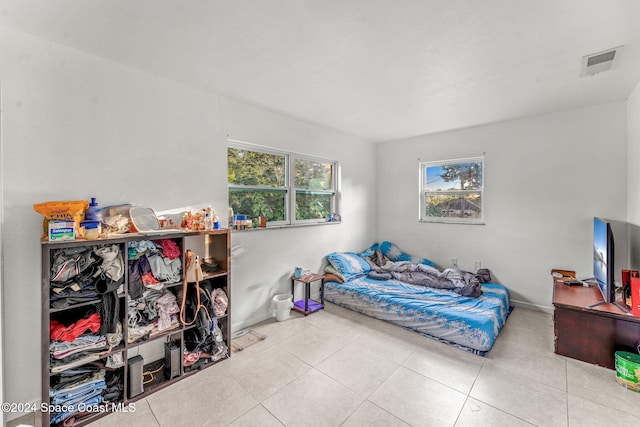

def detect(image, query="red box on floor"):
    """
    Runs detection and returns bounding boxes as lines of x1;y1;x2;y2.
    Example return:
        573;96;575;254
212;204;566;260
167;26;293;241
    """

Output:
631;277;640;316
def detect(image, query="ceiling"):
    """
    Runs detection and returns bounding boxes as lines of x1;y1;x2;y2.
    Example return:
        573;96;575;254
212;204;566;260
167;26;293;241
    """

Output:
1;0;640;143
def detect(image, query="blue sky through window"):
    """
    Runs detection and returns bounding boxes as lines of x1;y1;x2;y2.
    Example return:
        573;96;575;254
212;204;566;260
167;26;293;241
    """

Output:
426;165;459;190
425;162;482;191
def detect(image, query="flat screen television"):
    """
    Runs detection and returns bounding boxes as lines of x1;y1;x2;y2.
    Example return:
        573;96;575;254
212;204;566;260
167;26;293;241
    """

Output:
593;217;615;303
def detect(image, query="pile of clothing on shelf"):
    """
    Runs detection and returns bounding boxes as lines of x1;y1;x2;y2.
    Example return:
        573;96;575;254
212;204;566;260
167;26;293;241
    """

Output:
49;366;105;425
50;312;105;374
183;317;228;370
127;289;180;343
127;239;182;343
49;244;125;340
49;308;124;425
49;311;123;373
50;248;100;309
182;280;229;369
128;239;182;299
49;366;123;425
50;245;125;307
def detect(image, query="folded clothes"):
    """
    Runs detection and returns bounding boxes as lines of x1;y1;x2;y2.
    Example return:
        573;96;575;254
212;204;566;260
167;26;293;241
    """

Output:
51;368;103;394
50;313;102;342
51;382;106;406
50;370;105;398
50;335;108;360
49;394;103;425
50;353;102;374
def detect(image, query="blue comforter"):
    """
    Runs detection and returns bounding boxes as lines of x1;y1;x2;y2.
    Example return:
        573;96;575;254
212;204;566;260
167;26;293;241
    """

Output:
324;276;511;355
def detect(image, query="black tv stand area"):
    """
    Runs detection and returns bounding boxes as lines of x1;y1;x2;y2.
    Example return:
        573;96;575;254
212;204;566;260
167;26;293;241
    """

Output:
588;300;631;313
553;280;640;369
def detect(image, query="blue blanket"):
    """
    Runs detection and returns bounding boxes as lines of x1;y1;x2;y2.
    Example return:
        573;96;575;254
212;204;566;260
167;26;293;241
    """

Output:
324;276;511;355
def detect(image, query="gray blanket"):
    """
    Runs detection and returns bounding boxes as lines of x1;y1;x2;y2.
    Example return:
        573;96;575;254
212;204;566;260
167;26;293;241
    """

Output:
366;249;482;297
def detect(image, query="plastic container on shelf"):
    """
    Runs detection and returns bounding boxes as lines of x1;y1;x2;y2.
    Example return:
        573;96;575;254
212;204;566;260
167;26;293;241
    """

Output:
80;220;101;240
129;207;161;232
271;294;293;321
93;204;133;221
204;211;213;230
85;197;99;221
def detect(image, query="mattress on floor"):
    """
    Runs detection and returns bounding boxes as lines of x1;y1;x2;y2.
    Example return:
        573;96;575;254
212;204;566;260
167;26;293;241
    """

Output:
324;276;511;355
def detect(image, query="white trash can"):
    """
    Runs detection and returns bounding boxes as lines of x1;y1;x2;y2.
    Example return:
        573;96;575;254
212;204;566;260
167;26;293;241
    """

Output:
272;294;293;321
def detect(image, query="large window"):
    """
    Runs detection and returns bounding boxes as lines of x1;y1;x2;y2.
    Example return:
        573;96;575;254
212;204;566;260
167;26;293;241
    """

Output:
228;141;339;226
419;156;484;224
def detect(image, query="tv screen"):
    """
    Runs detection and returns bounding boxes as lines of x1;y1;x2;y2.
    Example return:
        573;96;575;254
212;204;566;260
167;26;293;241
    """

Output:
593;217;615;303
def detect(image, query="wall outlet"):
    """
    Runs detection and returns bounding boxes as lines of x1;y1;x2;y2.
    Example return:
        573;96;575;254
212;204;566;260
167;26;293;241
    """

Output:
450;257;458;268
474;260;482;271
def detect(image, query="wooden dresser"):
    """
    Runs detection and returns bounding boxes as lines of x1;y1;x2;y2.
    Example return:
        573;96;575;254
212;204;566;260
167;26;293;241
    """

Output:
553;280;640;369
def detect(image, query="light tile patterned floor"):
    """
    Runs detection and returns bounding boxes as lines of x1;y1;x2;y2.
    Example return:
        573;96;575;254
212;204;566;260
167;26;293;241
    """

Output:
10;303;640;426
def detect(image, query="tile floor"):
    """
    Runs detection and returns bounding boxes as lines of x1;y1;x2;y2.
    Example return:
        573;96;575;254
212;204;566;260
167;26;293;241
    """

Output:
10;303;640;427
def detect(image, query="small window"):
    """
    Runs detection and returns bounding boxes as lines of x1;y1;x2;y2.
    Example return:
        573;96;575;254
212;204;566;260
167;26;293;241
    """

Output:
294;157;336;221
228;141;339;226
419;156;484;224
228;147;288;224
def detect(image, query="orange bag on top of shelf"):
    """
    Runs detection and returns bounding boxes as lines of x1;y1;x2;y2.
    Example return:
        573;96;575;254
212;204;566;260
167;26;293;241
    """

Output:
33;200;89;239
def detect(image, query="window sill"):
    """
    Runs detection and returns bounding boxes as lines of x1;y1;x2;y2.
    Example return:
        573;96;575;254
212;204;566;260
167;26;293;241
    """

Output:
419;219;485;225
231;221;342;232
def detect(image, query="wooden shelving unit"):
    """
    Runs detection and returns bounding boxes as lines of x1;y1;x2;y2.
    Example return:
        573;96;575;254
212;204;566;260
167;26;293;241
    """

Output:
41;229;231;426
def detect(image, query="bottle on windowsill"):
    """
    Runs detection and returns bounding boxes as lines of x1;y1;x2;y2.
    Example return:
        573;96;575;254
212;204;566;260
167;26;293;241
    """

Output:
228;207;235;230
204;212;213;230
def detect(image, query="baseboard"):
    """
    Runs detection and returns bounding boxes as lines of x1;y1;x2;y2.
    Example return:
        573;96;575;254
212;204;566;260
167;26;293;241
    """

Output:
232;292;322;333
511;299;554;314
232;311;273;334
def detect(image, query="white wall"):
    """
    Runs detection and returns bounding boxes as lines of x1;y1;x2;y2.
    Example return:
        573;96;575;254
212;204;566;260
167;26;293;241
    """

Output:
0;82;5;427
218;97;377;329
376;103;628;311
627;81;640;267
0;26;376;412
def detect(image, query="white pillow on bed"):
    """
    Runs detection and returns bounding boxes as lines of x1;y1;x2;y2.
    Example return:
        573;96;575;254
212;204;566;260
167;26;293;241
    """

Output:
325;252;371;281
323;264;346;282
379;241;436;267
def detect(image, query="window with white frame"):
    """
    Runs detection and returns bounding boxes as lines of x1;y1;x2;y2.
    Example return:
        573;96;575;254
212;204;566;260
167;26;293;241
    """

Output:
228;141;339;226
419;156;484;224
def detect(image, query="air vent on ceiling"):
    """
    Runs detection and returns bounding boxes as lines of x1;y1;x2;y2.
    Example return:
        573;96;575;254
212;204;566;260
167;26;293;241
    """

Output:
581;46;623;77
